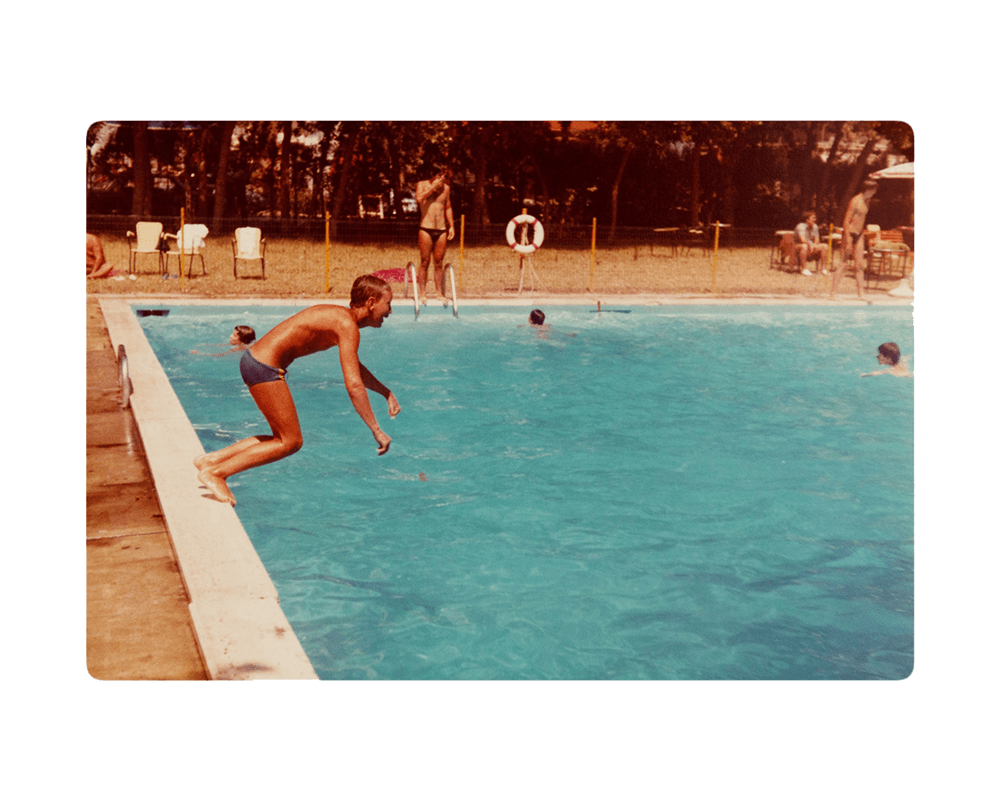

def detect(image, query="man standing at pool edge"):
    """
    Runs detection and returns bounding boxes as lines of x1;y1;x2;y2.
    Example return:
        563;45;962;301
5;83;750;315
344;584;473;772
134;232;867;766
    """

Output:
830;180;877;300
195;275;401;506
416;165;454;304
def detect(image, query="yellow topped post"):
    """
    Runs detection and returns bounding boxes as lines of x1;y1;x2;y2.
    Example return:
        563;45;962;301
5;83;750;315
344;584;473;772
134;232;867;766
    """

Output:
711;220;721;293
459;214;465;292
827;223;834;286
179;207;186;291
590;217;597;293
325;212;331;293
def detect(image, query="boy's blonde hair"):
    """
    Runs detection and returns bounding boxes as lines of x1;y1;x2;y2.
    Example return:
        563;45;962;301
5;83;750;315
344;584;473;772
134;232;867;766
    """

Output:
351;275;391;308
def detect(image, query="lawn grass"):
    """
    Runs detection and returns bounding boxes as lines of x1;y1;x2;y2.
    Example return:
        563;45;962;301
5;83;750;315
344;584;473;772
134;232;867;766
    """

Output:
87;234;907;300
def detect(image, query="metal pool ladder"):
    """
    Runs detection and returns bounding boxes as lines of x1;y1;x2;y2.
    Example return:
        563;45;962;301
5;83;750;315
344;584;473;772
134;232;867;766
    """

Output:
117;344;132;409
405;261;459;319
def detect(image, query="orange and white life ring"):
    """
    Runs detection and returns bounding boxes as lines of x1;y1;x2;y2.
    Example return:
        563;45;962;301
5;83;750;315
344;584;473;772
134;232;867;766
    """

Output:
506;214;545;254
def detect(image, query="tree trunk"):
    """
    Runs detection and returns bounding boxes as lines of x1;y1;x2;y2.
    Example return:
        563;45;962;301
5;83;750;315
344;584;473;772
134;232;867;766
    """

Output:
608;142;633;244
330;123;361;239
470;132;490;226
279;121;292;220
384;126;403;218
196;127;211;219
817;122;844;223
131;121;152;218
528;154;551;222
211;121;236;230
690;143;702;228
837;135;878;222
264;122;279;218
800;122;819;213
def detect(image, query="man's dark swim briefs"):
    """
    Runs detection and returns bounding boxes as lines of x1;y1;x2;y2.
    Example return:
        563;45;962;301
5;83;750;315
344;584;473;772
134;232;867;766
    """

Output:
240;348;286;387
420;227;447;245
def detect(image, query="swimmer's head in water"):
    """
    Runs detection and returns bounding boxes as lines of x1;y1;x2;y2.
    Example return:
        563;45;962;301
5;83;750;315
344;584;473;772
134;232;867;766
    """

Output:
233;325;256;344
529;309;545;326
877;342;901;365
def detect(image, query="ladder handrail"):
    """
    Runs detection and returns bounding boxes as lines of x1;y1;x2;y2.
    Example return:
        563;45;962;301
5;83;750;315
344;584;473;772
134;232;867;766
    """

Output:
444;262;459;317
117;344;132;409
406;261;420;318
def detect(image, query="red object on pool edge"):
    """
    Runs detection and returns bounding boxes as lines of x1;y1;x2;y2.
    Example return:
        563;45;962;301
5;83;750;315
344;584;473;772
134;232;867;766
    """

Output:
372;268;407;283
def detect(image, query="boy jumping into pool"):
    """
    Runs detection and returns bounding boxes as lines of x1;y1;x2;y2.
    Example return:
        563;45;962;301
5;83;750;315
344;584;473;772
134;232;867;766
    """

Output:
194;275;401;506
861;342;913;378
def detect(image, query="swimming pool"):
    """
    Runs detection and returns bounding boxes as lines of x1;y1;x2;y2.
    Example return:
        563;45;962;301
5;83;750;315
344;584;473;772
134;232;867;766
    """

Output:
139;303;913;680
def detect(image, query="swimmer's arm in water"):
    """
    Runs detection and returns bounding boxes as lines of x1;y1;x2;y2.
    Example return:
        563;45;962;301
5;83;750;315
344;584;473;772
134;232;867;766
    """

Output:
337;325;396;454
190;345;245;357
862;355;913;378
861;367;913;378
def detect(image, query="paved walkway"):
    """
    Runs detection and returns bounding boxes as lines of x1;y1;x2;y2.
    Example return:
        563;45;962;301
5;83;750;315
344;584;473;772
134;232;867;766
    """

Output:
86;297;208;680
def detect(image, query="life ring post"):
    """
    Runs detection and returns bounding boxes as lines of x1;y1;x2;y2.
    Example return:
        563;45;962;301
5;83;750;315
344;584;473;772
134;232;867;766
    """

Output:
505;213;545;255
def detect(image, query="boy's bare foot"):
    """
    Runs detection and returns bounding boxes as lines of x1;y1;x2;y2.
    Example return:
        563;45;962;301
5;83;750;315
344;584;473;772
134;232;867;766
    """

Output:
198;469;237;506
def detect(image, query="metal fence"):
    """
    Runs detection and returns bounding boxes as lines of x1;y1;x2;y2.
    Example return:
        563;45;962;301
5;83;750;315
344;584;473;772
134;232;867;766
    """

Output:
87;215;780;249
88;215;913;296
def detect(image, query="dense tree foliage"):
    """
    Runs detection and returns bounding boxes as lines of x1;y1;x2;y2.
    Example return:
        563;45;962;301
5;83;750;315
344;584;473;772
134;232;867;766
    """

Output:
86;121;913;230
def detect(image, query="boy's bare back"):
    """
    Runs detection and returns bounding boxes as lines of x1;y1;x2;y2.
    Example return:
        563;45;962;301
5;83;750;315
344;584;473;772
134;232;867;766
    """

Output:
252;305;360;368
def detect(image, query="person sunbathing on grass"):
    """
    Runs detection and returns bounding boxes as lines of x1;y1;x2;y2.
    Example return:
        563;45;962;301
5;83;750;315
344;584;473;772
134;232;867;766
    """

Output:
194;274;401;506
86;233;118;279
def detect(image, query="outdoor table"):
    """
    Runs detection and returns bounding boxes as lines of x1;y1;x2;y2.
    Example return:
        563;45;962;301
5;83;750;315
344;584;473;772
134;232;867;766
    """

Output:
651;227;682;257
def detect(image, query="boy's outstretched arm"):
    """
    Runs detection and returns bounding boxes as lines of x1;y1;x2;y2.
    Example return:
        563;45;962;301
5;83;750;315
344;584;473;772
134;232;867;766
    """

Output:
338;330;394;454
358;362;401;418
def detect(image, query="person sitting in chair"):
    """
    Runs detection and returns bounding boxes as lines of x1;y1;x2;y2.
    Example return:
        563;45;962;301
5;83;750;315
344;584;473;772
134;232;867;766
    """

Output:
793;211;828;277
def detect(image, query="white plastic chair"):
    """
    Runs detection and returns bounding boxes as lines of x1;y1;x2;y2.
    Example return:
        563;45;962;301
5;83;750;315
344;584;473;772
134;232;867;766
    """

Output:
126;221;164;274
163;224;209;277
232;227;266;279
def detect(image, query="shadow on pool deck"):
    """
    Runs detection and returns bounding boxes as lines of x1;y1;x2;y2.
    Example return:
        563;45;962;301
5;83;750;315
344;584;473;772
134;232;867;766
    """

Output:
86;297;208;680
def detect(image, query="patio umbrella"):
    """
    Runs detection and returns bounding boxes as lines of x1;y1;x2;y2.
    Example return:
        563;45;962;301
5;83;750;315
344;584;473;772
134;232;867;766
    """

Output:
870;162;914;180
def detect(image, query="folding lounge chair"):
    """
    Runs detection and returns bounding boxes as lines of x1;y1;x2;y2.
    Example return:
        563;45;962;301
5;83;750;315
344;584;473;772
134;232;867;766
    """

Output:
232;227;266;279
770;232;801;271
866;241;911;288
127;221;164;274
163;224;209;278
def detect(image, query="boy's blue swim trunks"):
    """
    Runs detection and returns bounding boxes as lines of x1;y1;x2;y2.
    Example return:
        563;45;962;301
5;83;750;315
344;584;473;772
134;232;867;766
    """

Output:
240;348;286;387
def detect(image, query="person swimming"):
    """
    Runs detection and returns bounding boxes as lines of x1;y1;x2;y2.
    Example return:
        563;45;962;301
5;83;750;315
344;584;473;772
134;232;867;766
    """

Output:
861;342;913;378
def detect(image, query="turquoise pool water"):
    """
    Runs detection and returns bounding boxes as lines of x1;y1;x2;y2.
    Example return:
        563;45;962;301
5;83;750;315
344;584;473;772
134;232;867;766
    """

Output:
139;304;914;680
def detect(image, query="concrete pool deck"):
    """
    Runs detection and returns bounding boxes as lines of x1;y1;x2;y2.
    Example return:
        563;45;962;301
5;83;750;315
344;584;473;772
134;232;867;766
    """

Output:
87;296;317;680
86;291;912;680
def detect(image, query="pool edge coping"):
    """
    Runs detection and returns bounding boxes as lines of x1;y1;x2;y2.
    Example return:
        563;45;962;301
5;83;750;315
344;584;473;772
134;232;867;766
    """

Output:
88;291;916;307
99;298;318;680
